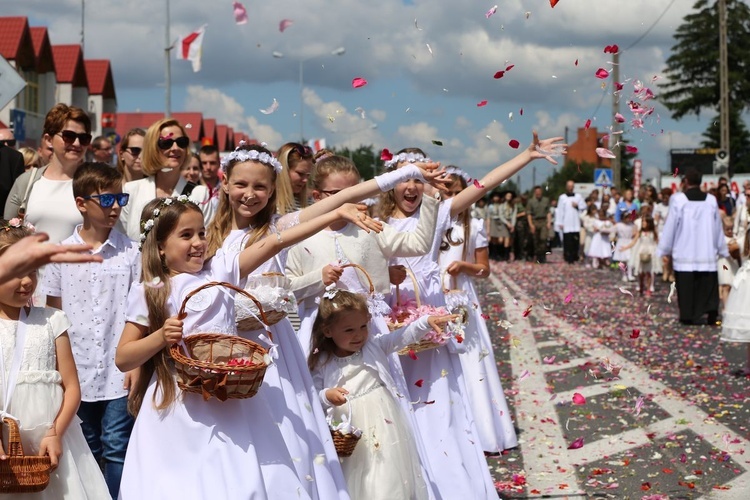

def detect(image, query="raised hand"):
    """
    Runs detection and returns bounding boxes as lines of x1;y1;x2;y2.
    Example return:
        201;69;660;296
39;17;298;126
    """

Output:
527;131;567;165
336;203;383;233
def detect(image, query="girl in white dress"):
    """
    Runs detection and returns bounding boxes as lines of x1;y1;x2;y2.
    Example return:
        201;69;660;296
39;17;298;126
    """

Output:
309;290;455;500
581;205;597;267
612;212;635;273
115;196;377;500
620;216;659;297
720;236;750;376
718;215;741;310
0;221;109;499
206;144;400;499
380;133;565;499
586;209;613;269
437;170;517;453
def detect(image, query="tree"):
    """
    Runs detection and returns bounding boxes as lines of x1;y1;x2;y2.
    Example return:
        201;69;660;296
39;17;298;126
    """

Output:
331;145;378;180
701;108;750;173
659;0;750;119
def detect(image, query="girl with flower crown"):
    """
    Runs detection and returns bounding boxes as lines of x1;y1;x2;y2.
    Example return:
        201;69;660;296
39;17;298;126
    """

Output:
206;143;446;499
115;194;378;499
378;133;565;499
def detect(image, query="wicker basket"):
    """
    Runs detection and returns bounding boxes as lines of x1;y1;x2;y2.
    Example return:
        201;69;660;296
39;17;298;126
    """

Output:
236;272;293;331
170;282;272;402
0;417;51;493
391;268;447;355
330;401;361;458
441;271;470;325
388;266;421;332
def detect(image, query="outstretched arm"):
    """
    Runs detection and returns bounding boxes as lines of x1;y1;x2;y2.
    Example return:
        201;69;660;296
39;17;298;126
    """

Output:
449;132;566;218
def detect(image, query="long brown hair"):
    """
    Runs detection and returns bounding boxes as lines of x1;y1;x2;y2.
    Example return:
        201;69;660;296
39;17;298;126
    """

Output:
439;172;470;261
128;198;203;416
308;290;370;372
205;144;278;259
377;147;427;220
276;142;314;214
117;127;146;181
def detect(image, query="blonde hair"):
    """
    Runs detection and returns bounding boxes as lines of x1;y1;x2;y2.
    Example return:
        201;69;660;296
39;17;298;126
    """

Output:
141;119;191;177
18;147;41;170
276;143;313;214
377;147;427;220
310;155;361;191
205;144;278;259
308;290;370;371
128;198;203;416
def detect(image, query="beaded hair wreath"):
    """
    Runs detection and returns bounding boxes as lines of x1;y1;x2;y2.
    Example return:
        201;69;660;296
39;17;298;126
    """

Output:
220;140;282;174
383;152;432;169
138;195;195;250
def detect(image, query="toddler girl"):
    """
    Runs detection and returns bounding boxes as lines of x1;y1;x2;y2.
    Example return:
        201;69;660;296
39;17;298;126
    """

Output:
721;235;750;376
309;289;455;500
586;209;613;269
0;220;109;499
621;216;659;297
581;205;597;267
718;215;740;310
612;209;635;277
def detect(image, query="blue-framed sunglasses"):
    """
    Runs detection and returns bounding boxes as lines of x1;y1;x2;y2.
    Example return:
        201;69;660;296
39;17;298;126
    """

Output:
84;193;130;208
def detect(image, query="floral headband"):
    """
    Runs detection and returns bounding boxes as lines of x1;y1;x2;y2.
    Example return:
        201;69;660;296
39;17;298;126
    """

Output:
220;141;282;174
2;218;35;232
383;152;432;169
138;196;194;250
444;166;472;183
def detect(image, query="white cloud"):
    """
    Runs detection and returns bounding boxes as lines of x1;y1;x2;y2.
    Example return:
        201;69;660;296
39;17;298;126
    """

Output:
369;109;387;122
655;130;704;150
302;88;382;148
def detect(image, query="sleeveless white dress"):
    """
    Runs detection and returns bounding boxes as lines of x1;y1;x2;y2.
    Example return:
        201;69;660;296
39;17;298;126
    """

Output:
721;261;750;343
0;308;109;499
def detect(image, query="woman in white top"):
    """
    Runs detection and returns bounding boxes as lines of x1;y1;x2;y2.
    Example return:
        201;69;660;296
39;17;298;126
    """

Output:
118;118;213;240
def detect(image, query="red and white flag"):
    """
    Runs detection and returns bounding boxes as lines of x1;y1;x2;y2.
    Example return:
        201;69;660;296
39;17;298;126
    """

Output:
176;25;206;72
307;138;326;153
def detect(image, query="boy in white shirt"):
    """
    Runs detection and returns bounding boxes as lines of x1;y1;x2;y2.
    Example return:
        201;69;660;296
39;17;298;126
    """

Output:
42;163;141;498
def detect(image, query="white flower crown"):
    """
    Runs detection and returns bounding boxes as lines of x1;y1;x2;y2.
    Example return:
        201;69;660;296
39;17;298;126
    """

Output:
383;152;432;168
138;195;193;250
444;166;472;183
220;141;282;174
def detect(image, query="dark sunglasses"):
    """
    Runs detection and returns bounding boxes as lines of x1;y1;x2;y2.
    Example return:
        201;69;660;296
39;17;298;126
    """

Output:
291;143;313;157
125;147;142;157
84;193;130;208
157;136;189;150
0;139;17;148
319;189;342;196
57;130;93;146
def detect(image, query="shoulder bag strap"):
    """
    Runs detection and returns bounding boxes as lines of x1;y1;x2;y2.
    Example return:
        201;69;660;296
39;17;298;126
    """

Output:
17;167;39;220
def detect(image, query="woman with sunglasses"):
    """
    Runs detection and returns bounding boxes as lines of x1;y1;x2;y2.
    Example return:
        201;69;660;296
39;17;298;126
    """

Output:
4;104;92;245
118;118;213;241
276;142;314;214
117;128;146;183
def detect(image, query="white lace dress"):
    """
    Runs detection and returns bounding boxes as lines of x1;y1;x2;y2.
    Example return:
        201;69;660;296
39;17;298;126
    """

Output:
0;308;109;499
721;261;750;343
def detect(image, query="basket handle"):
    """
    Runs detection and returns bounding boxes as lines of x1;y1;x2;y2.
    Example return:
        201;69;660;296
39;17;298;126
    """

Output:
1;417;25;457
177;281;273;341
340;263;375;294
394;266;421;308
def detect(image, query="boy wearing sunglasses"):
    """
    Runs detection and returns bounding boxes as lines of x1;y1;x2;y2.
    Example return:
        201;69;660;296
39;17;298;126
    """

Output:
42;162;140;498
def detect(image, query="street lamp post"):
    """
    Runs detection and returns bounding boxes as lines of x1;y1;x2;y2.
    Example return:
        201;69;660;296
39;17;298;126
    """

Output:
273;47;345;143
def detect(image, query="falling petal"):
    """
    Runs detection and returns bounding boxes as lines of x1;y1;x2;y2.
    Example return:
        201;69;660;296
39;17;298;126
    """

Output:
232;1;248;25
522;305;532;317
574;58;579;66
352;77;368;89
279;19;294;32
550;0;560;7
618;287;634;297
408;349;418;360
634;396;644;416
584;119;592;130
564;290;573;304
508;139;520;149
596;147;616;159
625;145;639;153
431;140;443;146
414;18;423;31
493;71;505;79
519;370;530;381
415;379;424;387
595;68;610;79
477;100;488;107
354;107;366;119
472;179;485;189
380;148;393;162
259;98;279;115
630;328;640;339
313;454;326;465
667;282;677;303
614;113;625;123
572;393;586;405
485;5;498;18
519;107;523;116
568;437;584;449
543;355;556;364
426;43;433;56
508;112;513;121
506;64;515;71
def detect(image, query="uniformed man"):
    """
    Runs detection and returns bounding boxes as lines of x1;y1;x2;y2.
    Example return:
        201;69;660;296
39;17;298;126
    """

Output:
526;185;551;263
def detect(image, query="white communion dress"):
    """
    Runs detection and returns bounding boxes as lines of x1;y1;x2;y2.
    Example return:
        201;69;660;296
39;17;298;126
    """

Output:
0;307;109;499
721;260;750;343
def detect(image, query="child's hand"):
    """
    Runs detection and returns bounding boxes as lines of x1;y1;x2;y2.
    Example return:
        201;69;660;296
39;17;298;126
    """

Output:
527;131;566;165
445;261;464;276
321;264;343;286
389;265;407;285
124;368;140;400
39;431;62;470
427;314;460;334
337;203;383;234
325;387;349;406
162;316;183;346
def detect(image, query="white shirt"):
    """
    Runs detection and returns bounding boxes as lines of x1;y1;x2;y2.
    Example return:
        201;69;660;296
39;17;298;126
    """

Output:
556;192;586;233
40;226;141;401
24;176;83;243
657;192;729;272
118;176;215;241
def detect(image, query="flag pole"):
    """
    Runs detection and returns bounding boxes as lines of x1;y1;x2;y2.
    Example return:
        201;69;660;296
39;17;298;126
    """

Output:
165;0;172;117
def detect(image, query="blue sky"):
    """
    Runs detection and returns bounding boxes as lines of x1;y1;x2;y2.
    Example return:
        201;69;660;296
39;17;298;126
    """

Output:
16;0;709;189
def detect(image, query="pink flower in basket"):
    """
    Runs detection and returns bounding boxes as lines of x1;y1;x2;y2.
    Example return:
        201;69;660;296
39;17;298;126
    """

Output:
389;304;453;345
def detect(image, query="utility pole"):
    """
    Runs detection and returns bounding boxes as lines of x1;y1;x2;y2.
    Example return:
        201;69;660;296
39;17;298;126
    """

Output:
719;0;730;165
81;0;85;51
609;51;622;189
164;0;172;117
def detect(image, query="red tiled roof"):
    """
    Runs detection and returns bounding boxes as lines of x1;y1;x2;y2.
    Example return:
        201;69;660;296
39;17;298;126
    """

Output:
0;119;7;129
85;59;116;99
202;118;216;144
114;112;163;143
171;112;203;143
216;124;228;151
52;45;87;87
29;27;54;73
227;127;235;149
0;17;35;69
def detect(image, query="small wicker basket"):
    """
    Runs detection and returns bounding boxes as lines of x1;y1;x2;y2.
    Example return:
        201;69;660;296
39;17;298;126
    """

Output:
330;401;361;458
441;271;470;325
170;282;272;402
236;272;293;331
0;417;51;493
388;266;421;332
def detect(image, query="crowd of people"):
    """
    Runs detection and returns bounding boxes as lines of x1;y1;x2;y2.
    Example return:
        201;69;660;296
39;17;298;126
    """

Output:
0;102;571;499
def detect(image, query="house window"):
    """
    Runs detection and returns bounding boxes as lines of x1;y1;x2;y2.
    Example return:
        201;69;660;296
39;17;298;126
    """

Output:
18;68;40;114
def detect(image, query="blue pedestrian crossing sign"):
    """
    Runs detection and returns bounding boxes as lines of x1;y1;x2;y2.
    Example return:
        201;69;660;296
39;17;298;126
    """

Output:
594;168;613;187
